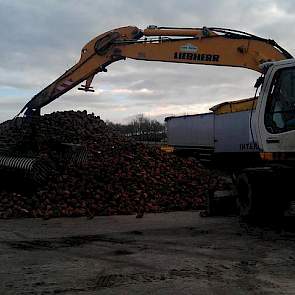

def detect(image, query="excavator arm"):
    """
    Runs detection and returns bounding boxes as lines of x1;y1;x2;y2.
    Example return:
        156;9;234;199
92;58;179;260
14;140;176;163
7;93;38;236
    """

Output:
19;25;292;116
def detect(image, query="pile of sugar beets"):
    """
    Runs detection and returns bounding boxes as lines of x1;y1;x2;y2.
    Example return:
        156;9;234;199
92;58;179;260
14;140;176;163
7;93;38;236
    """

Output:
0;111;229;219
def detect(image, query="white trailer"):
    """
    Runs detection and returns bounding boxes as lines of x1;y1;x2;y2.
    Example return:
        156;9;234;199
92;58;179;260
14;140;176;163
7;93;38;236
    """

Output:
165;98;260;155
165;113;214;152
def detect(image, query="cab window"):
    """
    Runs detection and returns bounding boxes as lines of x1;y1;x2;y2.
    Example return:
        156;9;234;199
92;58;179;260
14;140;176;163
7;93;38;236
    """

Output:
265;67;295;134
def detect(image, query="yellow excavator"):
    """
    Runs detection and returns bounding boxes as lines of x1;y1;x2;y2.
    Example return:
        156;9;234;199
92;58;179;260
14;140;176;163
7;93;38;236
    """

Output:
19;25;292;114
4;25;295;217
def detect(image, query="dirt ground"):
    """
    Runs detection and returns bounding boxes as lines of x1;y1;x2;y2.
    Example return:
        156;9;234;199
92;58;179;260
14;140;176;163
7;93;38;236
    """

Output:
1;212;295;294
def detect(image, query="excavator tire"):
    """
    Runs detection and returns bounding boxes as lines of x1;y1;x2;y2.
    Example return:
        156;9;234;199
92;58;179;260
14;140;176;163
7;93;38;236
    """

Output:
236;172;261;219
236;169;286;220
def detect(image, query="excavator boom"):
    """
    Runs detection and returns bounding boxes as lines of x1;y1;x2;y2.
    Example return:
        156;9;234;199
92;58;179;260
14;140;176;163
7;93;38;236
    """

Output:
19;25;292;115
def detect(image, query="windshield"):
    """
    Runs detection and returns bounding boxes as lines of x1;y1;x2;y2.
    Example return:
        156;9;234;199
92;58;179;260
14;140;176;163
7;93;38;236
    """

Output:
265;67;295;134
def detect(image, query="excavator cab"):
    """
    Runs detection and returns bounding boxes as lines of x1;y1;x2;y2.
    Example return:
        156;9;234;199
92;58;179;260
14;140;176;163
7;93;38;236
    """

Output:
255;59;295;155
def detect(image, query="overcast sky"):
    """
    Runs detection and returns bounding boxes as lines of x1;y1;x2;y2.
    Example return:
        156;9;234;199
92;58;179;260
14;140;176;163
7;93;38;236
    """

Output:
0;0;294;123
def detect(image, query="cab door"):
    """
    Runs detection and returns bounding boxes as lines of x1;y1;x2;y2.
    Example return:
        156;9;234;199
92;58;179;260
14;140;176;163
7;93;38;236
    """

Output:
255;60;295;152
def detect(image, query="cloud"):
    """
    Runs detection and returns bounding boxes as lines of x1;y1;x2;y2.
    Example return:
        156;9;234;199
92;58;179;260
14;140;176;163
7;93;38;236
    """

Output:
0;0;295;123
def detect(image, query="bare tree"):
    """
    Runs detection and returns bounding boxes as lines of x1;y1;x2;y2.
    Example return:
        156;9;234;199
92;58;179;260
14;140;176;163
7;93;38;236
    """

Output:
106;115;166;142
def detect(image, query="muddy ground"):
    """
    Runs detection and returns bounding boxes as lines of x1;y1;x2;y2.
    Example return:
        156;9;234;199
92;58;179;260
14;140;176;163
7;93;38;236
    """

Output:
1;212;295;294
